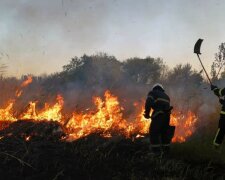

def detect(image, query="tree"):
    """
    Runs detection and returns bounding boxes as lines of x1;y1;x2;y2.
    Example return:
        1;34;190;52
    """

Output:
212;42;225;80
166;64;203;86
122;57;165;84
62;56;84;72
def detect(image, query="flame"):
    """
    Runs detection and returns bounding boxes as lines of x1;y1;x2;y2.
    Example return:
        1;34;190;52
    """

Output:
19;102;37;120
16;90;22;97
16;76;33;97
170;111;197;142
0;90;197;143
66;90;129;139
36;94;64;121
20;95;64;122
65;91;196;142
21;76;33;87
25;136;31;141
0;101;16;121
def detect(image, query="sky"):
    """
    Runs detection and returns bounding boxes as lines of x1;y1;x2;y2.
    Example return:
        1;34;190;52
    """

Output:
0;0;225;77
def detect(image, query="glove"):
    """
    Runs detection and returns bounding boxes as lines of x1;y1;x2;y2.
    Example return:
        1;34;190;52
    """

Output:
143;113;151;119
167;106;173;114
211;85;218;91
169;106;173;111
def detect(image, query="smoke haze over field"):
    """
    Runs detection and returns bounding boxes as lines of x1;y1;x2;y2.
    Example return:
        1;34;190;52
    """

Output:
0;54;221;135
1;0;225;76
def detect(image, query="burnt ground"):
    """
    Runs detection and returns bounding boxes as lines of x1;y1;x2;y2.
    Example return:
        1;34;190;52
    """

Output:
0;120;225;180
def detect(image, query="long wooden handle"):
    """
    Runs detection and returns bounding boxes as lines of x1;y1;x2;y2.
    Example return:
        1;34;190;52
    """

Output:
197;54;212;85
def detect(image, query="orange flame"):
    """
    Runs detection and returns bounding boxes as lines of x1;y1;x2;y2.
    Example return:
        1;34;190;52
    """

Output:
170;111;197;142
20;95;64;122
15;90;22;97
0;90;197;142
16;76;33;97
19;102;37;120
21;76;33;87
0;101;16;121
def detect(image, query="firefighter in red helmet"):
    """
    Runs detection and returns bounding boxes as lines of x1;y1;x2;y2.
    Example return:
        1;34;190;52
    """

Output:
211;84;225;149
144;83;173;156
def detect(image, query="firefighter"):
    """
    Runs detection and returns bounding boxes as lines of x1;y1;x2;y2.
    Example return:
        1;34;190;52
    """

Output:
144;83;173;156
211;84;225;149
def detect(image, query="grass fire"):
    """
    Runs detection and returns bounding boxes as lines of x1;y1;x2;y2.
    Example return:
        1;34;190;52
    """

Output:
2;1;225;179
1;53;225;179
0;76;197;143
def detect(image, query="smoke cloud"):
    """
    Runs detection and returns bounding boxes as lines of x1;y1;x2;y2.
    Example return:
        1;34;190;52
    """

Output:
1;0;225;76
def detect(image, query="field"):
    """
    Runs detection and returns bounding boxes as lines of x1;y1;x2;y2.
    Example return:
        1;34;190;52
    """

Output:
1;54;225;179
0;120;225;180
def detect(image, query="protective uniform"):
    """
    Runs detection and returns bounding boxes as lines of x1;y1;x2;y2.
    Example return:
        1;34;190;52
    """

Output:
144;84;172;155
211;85;225;147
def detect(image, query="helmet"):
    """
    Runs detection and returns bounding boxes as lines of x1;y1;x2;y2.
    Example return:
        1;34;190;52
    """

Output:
152;83;164;91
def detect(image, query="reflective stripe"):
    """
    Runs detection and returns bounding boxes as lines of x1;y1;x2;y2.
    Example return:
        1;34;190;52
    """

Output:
213;128;221;146
219;88;224;96
213;142;220;146
148;95;154;100
220;111;225;115
155;98;170;103
152;111;164;118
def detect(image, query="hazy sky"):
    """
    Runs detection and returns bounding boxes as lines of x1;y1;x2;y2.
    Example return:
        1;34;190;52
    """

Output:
1;0;225;76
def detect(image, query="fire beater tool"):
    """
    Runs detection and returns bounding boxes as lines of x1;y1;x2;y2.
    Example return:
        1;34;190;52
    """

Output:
194;39;212;85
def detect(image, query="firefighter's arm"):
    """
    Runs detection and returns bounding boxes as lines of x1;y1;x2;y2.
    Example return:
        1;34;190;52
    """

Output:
211;85;225;97
144;93;155;119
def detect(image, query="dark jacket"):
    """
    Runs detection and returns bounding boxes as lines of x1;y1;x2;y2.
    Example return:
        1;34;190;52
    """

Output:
212;87;225;114
144;88;171;118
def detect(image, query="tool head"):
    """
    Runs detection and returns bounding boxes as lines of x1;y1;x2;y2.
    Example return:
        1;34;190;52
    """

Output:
194;39;204;55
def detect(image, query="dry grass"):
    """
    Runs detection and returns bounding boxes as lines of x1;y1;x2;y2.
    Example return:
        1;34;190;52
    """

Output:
0;121;225;180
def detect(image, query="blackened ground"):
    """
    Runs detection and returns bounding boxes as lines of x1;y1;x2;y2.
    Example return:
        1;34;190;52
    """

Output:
0;120;225;180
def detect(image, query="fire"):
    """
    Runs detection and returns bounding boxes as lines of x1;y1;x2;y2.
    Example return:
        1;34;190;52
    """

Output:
21;76;33;87
20;95;64;122
25;136;31;141
64;91;197;142
36;94;64;121
19;102;37;120
66;91;129;139
0;101;16;121
16;90;22;97
16;76;33;97
170;111;197;142
0;89;197;143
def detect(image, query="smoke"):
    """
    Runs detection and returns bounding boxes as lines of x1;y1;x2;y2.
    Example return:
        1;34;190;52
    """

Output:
2;0;225;76
0;53;223;142
0;0;112;76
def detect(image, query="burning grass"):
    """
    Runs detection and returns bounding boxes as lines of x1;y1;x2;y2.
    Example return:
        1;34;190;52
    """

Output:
0;75;214;179
0;83;198;142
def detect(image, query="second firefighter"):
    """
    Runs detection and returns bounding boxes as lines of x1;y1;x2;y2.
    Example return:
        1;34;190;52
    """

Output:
211;84;225;149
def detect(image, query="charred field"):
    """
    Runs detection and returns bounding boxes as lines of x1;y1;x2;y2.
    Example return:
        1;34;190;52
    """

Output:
1;54;225;179
0;120;225;180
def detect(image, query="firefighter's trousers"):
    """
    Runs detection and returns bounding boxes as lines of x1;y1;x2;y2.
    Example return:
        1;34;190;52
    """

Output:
214;114;225;146
149;112;171;154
